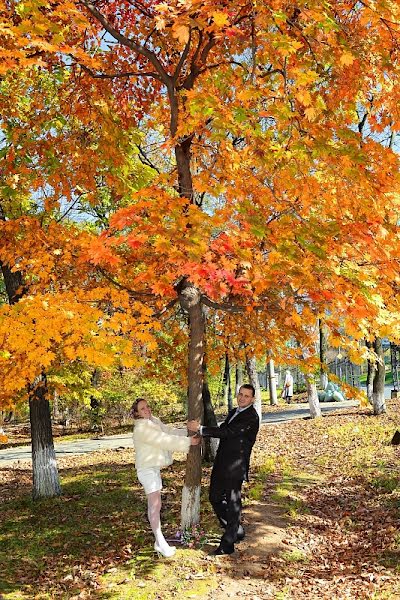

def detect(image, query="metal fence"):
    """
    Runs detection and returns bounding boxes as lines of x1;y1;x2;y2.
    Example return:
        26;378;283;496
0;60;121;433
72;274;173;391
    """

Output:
390;343;400;391
328;358;361;387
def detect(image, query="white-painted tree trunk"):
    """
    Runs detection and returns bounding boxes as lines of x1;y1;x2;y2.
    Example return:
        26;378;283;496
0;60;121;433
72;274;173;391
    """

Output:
366;338;386;414
245;355;262;420
32;446;61;499
29;374;61;499
181;484;201;529
367;380;374;404
306;376;322;419
209;437;219;458
268;359;278;405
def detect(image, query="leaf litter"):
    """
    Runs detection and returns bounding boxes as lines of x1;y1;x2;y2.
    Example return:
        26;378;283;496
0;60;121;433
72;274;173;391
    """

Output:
0;401;399;599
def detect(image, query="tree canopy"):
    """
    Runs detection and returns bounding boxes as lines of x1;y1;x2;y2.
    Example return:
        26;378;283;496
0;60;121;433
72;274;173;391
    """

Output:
1;0;400;402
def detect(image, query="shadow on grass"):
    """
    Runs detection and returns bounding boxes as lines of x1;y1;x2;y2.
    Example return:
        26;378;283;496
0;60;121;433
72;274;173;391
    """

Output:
0;457;201;599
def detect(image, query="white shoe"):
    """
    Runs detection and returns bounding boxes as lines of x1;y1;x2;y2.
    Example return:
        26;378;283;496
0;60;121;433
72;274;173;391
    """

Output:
154;543;176;558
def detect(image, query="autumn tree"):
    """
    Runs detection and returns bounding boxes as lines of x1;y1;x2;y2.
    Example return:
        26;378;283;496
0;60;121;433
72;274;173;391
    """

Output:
0;62;157;497
2;0;400;520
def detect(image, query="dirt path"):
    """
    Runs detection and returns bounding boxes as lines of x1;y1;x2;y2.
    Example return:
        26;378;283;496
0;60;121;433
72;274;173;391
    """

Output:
204;494;288;599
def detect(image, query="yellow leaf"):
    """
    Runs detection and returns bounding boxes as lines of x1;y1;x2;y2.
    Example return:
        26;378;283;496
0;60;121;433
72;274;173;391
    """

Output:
304;107;317;121
296;90;312;106
212;11;229;27
340;52;355;66
172;24;190;44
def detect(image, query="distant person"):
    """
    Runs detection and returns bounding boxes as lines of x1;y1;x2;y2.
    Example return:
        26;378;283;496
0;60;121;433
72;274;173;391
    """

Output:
131;398;200;558
283;370;294;404
187;384;259;555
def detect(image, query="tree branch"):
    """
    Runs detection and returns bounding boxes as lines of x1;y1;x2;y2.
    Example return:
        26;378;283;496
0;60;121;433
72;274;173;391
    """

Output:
173;32;192;84
201;295;244;313
79;0;171;85
79;62;162;81
97;267;154;299
136;145;161;173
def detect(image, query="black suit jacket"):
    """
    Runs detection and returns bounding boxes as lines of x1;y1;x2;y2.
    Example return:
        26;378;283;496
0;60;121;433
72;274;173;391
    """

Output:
202;405;259;482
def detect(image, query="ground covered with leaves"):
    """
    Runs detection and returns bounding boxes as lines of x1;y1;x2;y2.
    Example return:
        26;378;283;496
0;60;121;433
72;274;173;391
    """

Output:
1;401;399;599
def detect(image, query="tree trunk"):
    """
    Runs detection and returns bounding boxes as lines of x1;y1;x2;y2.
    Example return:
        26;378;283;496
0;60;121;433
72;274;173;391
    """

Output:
90;368;103;435
178;279;205;529
29;374;62;499
305;374;322;418
202;374;218;463
235;361;243;394
267;359;278;405
372;337;386;415
1;262;25;304
175;137;194;200
223;353;233;411
319;319;328;390
1;256;61;499
245;355;262;420
365;339;375;404
172;91;204;528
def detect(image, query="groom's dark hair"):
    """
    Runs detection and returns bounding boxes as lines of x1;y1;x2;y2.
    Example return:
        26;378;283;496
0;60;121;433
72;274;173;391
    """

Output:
240;384;255;397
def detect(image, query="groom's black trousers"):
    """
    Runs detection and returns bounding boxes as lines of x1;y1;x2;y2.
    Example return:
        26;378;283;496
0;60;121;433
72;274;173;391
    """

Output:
209;470;243;551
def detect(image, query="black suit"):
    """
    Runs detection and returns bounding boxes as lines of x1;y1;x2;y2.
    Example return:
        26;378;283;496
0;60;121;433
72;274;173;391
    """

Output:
202;404;259;552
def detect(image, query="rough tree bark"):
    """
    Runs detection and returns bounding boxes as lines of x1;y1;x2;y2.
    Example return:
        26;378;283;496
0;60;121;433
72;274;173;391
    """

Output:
319;319;328;390
1;255;61;499
268;358;278;405
245;354;262;420
178;279;205;528
305;374;322;419
372;337;386;415
235;361;244;394
29;374;62;499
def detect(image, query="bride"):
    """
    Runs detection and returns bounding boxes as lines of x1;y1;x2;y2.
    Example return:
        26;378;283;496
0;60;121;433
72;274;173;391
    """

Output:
131;398;200;558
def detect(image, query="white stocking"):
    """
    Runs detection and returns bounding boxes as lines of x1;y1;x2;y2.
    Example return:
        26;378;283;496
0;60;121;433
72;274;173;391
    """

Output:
147;491;171;551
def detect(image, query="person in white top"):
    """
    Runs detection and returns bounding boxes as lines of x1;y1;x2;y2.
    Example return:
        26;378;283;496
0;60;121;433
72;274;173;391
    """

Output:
131;398;200;558
283;370;294;404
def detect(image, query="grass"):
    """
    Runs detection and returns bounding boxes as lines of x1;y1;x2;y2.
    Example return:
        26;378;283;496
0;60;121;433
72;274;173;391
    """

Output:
359;370;394;386
0;452;220;600
371;474;400;493
270;472;314;518
280;548;308;563
2;401;400;599
99;551;216;600
248;456;279;501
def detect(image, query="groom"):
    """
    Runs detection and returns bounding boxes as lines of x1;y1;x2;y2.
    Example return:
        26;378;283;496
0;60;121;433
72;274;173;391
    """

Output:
188;384;260;555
